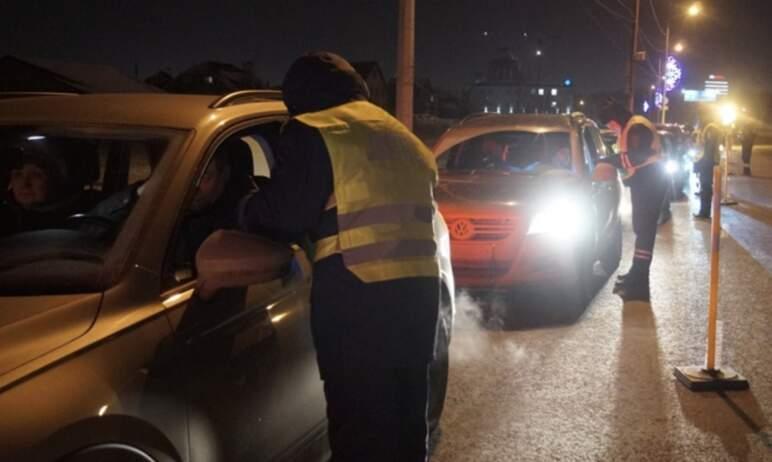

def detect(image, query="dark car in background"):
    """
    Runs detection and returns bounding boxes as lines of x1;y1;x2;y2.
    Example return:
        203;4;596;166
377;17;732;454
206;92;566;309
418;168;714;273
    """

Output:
0;92;455;462
657;124;692;199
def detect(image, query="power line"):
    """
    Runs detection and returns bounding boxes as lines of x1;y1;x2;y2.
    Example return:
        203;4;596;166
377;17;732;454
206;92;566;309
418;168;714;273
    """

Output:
579;1;628;55
648;0;667;35
593;0;632;22
614;0;633;16
640;29;664;54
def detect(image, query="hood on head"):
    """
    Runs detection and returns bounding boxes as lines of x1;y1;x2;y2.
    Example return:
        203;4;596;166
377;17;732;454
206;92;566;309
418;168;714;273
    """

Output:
282;51;370;116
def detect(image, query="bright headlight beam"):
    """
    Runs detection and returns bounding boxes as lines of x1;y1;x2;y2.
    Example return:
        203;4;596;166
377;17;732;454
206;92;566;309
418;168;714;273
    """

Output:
666;160;679;174
527;197;586;239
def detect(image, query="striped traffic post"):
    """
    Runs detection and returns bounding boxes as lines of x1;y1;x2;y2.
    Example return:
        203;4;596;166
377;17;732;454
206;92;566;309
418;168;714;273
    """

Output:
673;166;749;391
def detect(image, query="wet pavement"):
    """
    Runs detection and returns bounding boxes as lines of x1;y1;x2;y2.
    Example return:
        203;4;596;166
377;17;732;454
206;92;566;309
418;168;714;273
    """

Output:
433;192;772;461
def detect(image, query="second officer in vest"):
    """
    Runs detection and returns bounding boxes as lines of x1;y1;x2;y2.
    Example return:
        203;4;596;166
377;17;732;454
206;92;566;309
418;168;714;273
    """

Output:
599;105;667;302
240;52;441;462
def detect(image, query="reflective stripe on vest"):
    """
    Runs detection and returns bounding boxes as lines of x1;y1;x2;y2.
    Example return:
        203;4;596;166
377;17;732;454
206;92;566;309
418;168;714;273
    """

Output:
618;115;662;180
296;100;440;283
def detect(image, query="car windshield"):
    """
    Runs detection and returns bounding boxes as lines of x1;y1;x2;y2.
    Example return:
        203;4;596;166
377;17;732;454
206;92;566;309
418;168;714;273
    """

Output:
438;131;572;173
0;125;184;295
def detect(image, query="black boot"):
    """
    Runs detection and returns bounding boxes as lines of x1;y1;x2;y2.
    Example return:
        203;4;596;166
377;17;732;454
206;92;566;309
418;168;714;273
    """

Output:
616;271;650;302
615;264;635;283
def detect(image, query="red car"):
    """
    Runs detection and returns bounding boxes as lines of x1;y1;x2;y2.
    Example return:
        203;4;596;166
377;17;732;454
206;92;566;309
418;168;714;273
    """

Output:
433;113;622;306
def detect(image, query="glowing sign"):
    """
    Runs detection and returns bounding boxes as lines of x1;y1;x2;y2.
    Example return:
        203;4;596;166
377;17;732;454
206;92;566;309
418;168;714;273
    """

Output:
664;56;682;92
682;88;719;102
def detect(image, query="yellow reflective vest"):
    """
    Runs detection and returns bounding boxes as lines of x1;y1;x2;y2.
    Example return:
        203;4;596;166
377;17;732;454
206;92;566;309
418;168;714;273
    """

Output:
295;100;440;283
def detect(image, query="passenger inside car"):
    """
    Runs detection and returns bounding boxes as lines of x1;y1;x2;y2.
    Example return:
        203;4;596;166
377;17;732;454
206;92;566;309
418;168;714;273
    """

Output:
0;142;81;237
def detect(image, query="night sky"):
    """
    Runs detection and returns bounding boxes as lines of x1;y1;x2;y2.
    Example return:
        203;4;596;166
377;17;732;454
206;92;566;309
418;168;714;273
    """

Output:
3;0;771;95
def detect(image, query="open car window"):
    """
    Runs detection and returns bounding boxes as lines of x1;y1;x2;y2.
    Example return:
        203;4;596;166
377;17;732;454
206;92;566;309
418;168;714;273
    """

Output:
0;125;185;295
164;121;282;289
437;131;572;174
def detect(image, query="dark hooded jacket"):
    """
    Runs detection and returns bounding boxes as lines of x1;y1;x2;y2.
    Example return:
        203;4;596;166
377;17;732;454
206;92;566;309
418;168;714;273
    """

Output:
239;52;439;374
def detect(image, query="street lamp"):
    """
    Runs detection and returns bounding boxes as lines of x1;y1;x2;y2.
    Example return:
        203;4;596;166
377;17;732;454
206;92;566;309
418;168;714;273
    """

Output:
535;49;542;56
719;102;737;126
658;2;702;124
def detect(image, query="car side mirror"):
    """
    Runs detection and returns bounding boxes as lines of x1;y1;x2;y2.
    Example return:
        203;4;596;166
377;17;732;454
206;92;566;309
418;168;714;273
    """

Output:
195;230;293;301
592;163;617;182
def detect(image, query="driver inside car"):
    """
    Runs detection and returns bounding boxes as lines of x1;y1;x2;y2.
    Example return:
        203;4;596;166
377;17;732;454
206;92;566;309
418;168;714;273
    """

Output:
174;138;257;267
0;142;80;237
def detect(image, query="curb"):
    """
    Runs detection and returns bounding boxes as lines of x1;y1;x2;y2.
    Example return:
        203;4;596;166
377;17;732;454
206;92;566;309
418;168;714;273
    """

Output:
726;194;772;220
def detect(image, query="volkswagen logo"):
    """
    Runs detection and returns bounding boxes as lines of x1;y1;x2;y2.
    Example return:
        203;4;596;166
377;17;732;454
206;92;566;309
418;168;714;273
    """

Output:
450;219;475;240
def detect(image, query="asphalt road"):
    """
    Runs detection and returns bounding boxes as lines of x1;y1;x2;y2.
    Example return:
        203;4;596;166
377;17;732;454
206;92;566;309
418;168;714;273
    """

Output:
433;192;772;461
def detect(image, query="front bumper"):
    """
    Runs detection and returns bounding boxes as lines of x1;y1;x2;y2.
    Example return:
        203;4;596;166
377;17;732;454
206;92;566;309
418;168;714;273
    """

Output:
450;233;576;289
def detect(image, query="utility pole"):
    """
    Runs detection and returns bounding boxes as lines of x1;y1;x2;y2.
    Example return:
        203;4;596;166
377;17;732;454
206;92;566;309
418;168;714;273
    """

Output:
660;24;671;124
396;0;415;130
626;0;641;113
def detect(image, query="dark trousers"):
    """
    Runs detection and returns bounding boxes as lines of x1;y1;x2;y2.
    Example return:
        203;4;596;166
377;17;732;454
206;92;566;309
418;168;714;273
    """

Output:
324;363;430;462
311;256;439;462
697;165;714;216
625;168;668;290
742;144;753;175
631;184;665;259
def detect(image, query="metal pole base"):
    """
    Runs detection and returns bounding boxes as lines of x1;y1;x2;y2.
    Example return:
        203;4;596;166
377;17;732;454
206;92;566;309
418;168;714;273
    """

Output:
720;200;738;206
674;366;750;392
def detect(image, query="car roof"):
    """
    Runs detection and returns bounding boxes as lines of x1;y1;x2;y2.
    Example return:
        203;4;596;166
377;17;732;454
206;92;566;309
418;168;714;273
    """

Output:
458;113;574;131
433;113;576;154
0;92;288;130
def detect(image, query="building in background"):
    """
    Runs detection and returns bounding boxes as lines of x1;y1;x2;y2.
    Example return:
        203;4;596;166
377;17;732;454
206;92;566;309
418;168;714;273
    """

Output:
0;55;156;93
467;49;574;115
351;61;388;109
169;61;263;94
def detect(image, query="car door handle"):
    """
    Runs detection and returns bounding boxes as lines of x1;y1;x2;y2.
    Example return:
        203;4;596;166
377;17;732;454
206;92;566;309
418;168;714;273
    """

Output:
162;288;196;308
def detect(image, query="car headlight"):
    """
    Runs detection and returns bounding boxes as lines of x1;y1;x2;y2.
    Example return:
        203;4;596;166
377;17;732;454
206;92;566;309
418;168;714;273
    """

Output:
527;197;588;240
665;160;679;174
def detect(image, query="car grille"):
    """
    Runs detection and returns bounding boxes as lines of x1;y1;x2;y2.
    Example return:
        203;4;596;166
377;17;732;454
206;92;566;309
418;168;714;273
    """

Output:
449;217;518;241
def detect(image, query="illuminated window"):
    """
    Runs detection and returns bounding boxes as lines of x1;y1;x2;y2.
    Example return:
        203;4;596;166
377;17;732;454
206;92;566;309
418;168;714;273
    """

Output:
551;88;558;96
538;88;545;96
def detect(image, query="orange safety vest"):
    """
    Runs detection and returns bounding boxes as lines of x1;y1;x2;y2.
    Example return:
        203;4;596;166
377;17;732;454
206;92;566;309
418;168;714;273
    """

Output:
617;115;662;179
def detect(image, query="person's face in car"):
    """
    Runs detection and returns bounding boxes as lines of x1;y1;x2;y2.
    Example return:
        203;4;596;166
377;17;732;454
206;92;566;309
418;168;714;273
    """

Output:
191;159;229;212
9;163;49;208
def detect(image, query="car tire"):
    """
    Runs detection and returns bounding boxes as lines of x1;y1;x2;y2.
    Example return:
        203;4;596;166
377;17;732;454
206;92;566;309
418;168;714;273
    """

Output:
428;297;451;450
559;239;594;312
600;219;623;276
59;442;172;462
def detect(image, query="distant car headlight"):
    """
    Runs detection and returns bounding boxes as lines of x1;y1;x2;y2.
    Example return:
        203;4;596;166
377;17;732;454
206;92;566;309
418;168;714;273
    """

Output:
527;196;588;241
665;160;679;174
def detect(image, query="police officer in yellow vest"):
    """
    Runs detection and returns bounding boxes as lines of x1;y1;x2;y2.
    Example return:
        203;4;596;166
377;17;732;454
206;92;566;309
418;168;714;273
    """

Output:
599;104;666;302
240;52;440;461
694;122;722;219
